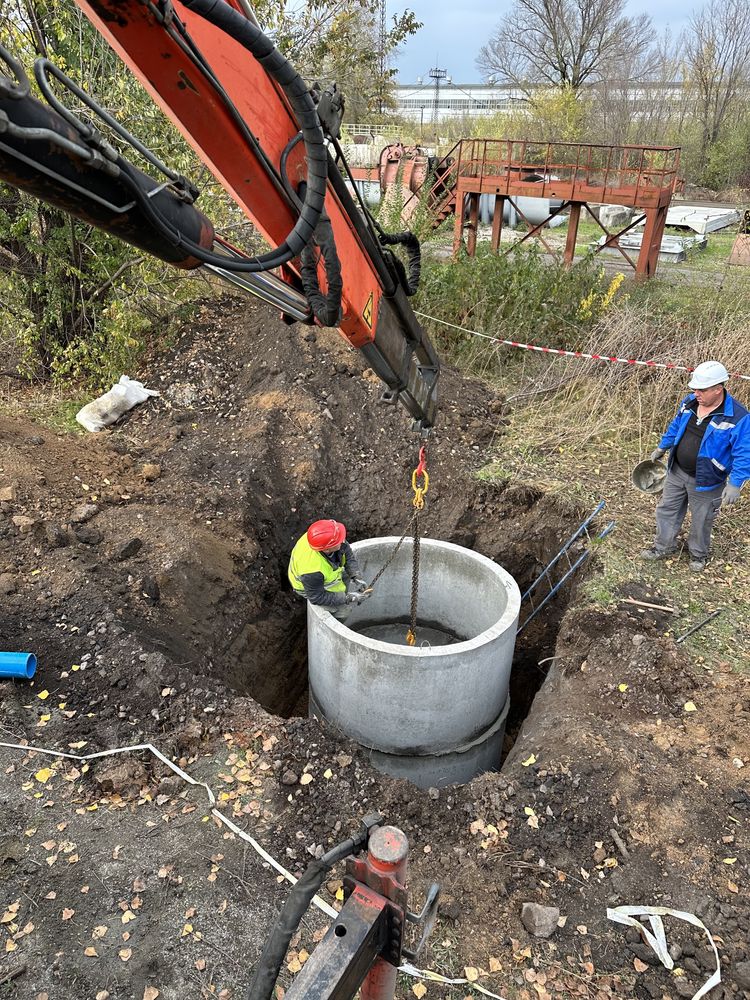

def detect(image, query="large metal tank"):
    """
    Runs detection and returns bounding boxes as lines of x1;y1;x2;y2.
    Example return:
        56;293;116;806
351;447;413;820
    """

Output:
307;537;521;788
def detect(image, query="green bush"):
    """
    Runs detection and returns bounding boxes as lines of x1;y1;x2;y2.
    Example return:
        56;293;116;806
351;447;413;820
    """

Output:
702;118;750;190
414;244;622;371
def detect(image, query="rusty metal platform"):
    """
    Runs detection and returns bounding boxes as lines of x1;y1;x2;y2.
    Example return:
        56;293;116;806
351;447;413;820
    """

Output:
404;139;681;278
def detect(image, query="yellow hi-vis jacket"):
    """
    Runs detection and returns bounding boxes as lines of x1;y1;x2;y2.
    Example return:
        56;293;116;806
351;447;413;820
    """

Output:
288;534;349;606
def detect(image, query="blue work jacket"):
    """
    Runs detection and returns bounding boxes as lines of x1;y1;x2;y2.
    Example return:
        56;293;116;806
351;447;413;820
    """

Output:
659;391;750;491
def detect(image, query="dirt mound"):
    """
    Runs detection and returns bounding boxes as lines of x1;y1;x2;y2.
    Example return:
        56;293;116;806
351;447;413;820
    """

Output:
1;294;748;1000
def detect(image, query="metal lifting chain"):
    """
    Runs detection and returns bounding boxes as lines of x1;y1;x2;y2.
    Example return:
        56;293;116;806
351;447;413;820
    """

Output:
406;445;428;646
366;508;420;592
364;444;429;648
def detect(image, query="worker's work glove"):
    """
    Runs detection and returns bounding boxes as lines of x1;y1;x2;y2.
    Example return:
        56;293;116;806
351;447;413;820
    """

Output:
350;576;369;593
721;482;742;507
345;591;370;605
650;448;666;463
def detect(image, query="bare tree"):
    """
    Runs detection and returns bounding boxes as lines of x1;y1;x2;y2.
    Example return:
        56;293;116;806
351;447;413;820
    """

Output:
590;29;689;146
477;0;653;94
684;0;750;158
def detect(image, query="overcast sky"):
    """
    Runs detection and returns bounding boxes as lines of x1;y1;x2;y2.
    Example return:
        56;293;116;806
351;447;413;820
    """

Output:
391;0;693;83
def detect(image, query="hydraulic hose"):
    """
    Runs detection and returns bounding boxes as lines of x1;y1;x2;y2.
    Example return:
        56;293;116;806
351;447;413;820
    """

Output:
300;213;343;326
246;857;330;1000
247;820;380;1000
280;134;342;325
0;88;216;267
115;0;330;273
329;133;422;297
378;228;421;296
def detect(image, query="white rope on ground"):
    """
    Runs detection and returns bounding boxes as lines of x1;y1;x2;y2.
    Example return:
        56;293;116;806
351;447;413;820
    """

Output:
607;905;721;1000
0;739;336;918
400;962;507;998
414;311;750;382
0;739;504;997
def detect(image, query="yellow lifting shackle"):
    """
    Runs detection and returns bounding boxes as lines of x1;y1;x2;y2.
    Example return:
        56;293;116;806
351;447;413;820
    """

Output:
411;444;429;510
406;444;429;645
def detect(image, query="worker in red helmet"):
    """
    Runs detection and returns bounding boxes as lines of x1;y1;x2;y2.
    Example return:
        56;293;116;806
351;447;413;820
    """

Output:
288;519;369;618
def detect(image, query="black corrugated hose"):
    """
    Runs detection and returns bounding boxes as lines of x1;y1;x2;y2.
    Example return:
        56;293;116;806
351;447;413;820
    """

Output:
117;0;329;274
300;214;343;326
377;228;421;296
280;134;342;327
246;822;378;1000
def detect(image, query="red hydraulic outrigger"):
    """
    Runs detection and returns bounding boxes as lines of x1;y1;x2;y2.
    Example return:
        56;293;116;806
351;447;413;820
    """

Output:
247;814;440;1000
0;0;439;429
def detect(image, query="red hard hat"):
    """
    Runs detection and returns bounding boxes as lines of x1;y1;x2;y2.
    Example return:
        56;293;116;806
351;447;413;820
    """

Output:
307;519;346;551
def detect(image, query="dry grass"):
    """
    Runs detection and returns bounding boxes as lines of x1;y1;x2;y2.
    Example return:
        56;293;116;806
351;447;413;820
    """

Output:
473;288;750;672
0;378;87;433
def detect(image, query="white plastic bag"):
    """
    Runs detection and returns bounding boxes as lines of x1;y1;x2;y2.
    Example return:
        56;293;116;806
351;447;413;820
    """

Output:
76;375;160;432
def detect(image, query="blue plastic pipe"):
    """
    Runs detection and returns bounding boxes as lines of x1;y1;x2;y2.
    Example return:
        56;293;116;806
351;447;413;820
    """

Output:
0;652;37;679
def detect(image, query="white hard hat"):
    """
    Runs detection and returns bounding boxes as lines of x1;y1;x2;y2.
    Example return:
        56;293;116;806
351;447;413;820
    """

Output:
688;360;729;389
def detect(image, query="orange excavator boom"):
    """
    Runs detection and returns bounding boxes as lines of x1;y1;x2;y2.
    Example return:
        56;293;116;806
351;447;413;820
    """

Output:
0;0;438;427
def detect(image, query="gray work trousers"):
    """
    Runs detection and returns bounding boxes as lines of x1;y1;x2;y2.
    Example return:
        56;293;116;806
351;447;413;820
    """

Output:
653;465;723;560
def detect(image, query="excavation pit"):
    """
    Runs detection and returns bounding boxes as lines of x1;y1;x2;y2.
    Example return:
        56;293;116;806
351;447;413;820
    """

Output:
307;537;521;788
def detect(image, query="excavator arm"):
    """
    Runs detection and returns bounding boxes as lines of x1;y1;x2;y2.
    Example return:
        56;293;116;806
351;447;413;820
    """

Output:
0;0;439;427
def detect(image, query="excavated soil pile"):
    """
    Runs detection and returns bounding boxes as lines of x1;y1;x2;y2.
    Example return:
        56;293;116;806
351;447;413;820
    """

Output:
0;295;748;1000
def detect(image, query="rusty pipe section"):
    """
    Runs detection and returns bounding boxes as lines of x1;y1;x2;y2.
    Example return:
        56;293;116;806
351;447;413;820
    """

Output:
0;83;214;268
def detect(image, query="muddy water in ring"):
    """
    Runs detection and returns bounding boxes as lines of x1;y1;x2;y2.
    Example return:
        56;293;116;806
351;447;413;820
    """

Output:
351;617;464;647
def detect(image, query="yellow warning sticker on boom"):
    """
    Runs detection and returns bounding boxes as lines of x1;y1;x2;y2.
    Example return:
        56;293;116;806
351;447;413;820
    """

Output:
362;292;374;329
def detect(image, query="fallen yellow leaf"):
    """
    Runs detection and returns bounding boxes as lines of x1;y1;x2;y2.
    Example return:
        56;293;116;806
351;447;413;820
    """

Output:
37;690;49;700
618;683;628;693
34;768;53;784
684;701;697;713
412;983;427;998
521;754;537;767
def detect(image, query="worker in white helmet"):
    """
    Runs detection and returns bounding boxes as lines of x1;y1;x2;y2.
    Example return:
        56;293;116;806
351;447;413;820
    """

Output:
641;360;750;572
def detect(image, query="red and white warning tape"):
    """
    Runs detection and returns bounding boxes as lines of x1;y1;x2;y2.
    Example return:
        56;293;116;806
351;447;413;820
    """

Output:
414;312;750;382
